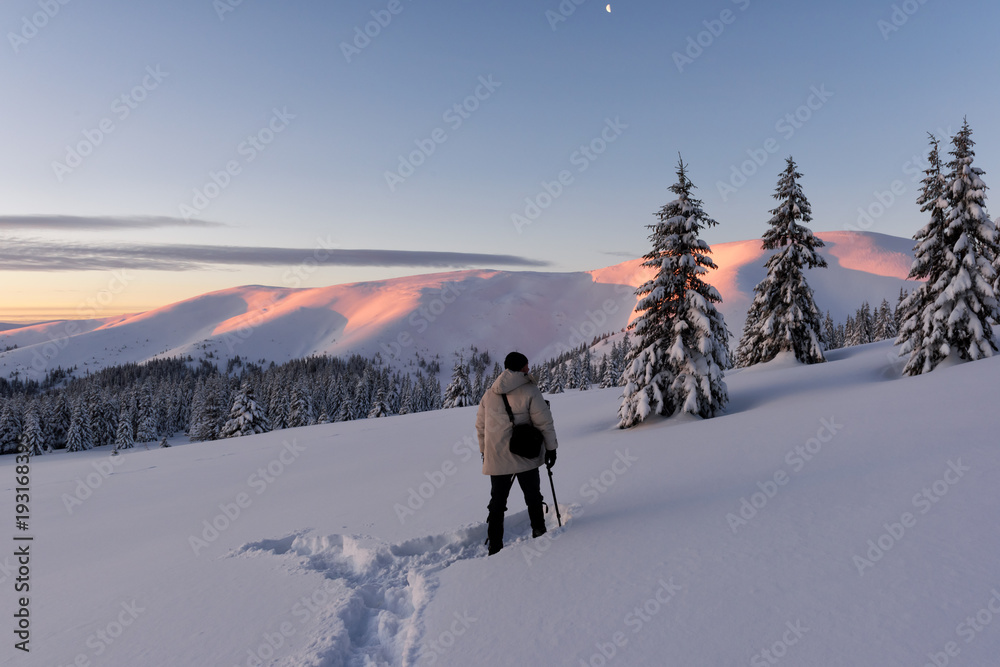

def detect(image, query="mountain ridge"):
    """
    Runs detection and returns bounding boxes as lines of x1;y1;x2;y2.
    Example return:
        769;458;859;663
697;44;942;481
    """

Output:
0;231;919;381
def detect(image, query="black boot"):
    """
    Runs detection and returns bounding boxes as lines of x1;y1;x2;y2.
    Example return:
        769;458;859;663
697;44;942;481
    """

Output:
487;516;504;555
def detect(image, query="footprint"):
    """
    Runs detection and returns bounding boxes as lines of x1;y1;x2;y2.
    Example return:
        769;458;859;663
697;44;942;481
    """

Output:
234;505;572;666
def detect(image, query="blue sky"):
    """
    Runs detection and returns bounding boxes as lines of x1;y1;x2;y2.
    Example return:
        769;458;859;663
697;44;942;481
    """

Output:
1;0;997;321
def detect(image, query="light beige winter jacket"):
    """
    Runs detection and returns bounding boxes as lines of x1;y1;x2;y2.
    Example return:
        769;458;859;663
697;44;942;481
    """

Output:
476;370;557;476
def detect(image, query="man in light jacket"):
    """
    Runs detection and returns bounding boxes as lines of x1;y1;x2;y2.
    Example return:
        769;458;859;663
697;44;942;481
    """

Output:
476;351;558;555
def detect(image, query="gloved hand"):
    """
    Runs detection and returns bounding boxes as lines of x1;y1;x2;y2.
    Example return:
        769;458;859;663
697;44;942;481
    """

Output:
544;449;556;469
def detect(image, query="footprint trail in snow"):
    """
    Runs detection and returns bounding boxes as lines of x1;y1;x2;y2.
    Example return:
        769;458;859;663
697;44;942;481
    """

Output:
233;506;572;666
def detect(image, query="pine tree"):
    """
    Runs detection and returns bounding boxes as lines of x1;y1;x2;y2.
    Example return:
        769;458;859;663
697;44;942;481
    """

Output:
19;407;44;456
896;124;999;375
579;348;593;390
442;358;474;408
367;385;391;418
737;157;827;366
856;302;874;344
619;156;730;427
335;382;355;422
135;383;158;443
822;311;837;351
114;406;135;450
874;299;896;341
894;288;908;331
66;398;94;453
549;362;566;394
188;376;227;441
287;382;314;427
844;314;859;347
220;381;271;438
0;401;21;455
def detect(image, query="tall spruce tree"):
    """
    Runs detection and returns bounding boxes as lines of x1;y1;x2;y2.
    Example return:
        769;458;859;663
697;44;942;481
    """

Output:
737;157;827;366
19;407;44;456
0;401;21;455
618;156;730;427
896;124;999;375
220;381;270;438
442;358;474;408
114;406;135;450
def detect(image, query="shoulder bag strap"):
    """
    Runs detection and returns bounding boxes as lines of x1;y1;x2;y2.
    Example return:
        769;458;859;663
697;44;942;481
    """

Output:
500;394;516;424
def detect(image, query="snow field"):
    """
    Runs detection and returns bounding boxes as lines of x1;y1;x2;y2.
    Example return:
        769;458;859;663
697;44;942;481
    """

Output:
2;338;999;666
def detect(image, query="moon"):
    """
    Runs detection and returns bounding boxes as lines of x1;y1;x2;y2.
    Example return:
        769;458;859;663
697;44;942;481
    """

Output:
606;4;611;12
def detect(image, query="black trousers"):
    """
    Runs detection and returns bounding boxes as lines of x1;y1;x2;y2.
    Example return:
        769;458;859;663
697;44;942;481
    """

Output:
487;468;545;547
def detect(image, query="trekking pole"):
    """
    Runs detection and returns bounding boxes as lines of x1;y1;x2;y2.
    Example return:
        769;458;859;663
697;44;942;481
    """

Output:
547;465;563;527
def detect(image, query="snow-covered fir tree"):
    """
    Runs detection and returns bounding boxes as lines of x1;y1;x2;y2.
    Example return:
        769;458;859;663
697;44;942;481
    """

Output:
220;381;271;438
873;299;897;341
618;156;730;427
442;358;474;408
367;385;391;419
288;381;315;428
896;124;999;375
822;311;838;350
66;398;94;453
135;383;158;443
579;348;593;390
114;406;135;450
736;157;827;367
19;407;44;456
0;401;22;455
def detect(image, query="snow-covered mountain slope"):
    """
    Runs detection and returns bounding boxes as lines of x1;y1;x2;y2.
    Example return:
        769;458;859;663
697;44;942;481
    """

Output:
5;338;997;666
0;231;917;380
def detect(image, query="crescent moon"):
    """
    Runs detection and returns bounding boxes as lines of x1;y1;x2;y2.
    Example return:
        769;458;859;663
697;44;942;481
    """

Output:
606;4;611;12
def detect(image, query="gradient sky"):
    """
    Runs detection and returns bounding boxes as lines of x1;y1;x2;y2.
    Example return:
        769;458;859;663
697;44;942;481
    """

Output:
1;0;997;322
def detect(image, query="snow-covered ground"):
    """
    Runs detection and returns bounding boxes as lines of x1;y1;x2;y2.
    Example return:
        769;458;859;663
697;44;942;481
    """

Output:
0;231;916;381
3;337;998;666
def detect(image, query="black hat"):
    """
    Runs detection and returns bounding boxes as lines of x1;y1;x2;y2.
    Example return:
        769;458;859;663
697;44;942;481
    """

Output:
504;352;529;371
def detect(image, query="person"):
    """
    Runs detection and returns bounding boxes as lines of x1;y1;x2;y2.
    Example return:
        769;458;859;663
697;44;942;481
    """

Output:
476;351;558;555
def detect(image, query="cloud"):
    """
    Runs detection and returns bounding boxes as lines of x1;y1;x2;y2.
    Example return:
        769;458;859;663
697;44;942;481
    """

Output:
0;238;550;272
0;215;225;230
